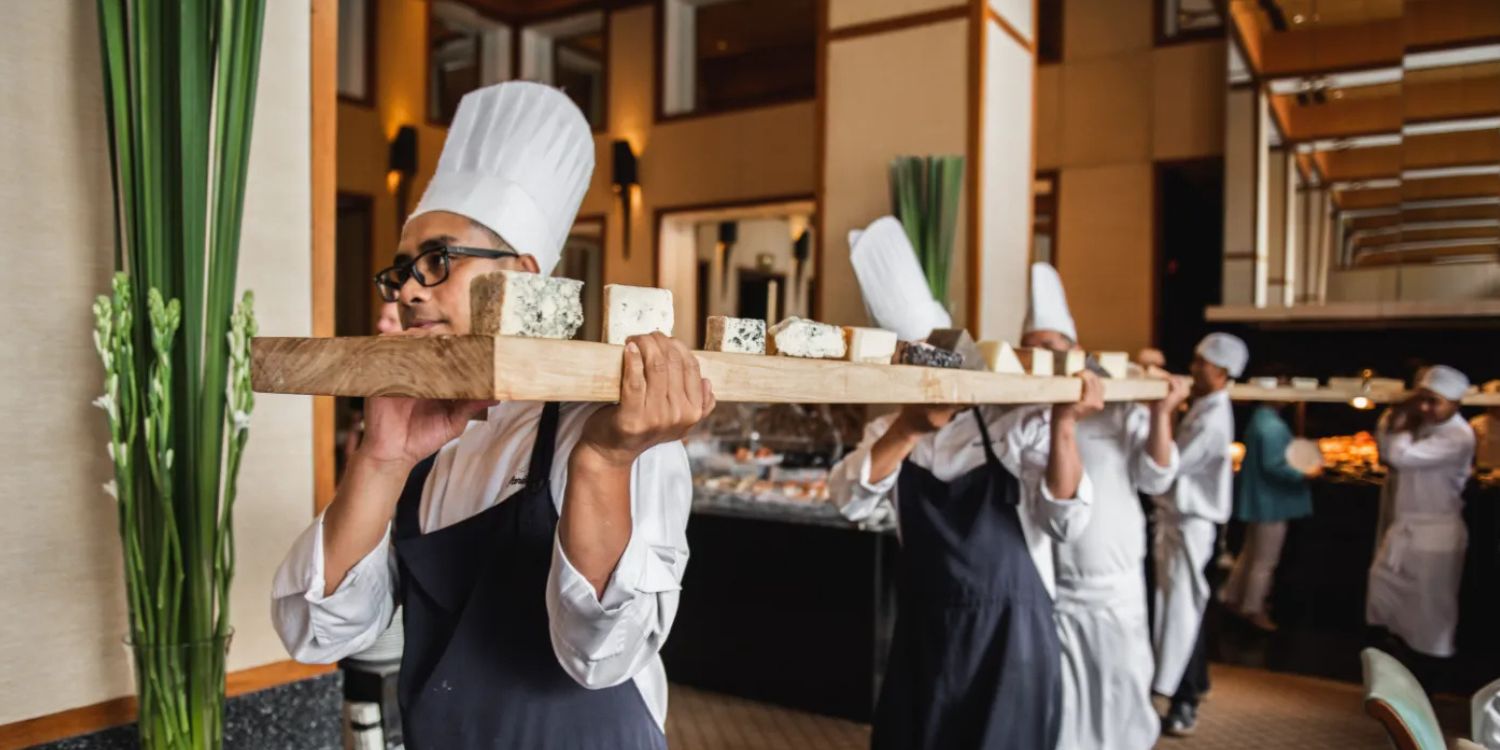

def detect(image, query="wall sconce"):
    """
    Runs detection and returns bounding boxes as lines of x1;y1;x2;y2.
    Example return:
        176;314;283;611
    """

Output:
612;140;639;259
718;221;738;293
389;126;419;228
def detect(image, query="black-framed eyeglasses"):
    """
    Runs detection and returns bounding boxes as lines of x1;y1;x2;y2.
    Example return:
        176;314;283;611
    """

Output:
374;245;520;302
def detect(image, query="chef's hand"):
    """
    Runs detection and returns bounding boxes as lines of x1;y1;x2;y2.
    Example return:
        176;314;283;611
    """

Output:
1054;370;1105;423
577;332;717;467
357;327;496;467
894;404;963;436
1151;370;1191;415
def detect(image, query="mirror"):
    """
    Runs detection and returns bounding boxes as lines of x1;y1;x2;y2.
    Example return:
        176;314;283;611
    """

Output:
1217;0;1500;318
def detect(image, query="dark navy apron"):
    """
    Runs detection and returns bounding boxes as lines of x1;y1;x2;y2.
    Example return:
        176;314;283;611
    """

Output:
872;409;1062;750
392;402;667;750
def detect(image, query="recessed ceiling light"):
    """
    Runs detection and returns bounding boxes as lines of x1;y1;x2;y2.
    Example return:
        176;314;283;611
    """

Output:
1292;13;1305;24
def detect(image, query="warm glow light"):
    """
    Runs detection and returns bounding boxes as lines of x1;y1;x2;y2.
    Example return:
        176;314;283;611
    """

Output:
1350;396;1373;410
386;169;402;194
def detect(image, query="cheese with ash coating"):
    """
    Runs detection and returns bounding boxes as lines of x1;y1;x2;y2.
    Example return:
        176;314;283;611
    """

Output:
603;284;674;345
705;316;766;354
470;270;584;339
926;328;983;370
768;317;846;359
895;341;963;369
978;340;1026;374
842;326;898;364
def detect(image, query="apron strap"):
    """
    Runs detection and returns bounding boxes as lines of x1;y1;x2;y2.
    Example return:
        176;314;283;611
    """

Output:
971;407;1003;468
394;454;437;541
525;402;563;490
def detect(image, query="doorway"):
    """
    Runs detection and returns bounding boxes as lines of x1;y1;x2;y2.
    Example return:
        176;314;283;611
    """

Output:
1155;158;1225;371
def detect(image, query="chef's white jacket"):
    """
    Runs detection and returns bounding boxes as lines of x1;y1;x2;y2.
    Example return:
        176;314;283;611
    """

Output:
828;405;1094;596
1378;410;1474;516
271;401;690;731
1156;388;1235;524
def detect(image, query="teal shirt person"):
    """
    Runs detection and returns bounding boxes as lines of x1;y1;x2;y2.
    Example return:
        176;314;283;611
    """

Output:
1235;405;1314;523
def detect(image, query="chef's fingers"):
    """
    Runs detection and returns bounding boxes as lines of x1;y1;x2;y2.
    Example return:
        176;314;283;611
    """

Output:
657;333;688;422
633;333;670;412
622;339;648;406
701;378;718;418
678;340;705;415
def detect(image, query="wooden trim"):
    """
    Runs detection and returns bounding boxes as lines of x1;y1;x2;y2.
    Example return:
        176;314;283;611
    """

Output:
813;0;828;322
312;0;338;515
1364;699;1423;750
986;6;1034;52
1224;251;1257;259
1035;169;1059;266
826;5;969;42
654;95;816;125
1250;87;1261;303
652;0;664;124
651;193;818;289
1038;0;1062;64
967;0;984;335
1262;59;1400;83
1403;34;1500;57
598;10;612;133
1228;80;1255;91
336;0;379;108
0;662;334;748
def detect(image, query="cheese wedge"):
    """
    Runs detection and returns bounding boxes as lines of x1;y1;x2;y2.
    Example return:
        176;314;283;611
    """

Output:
471;270;584;339
603;284;675;345
978;341;1025;374
842;326;898;364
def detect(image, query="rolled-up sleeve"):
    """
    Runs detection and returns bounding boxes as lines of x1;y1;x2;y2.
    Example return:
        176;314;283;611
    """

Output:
1001;405;1094;543
270;514;397;664
1123;404;1179;496
1379;422;1475;470
546;440;691;690
828;414;899;523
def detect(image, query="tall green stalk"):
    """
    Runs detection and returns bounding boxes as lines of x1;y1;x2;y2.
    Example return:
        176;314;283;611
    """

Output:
889;155;966;310
92;0;267;746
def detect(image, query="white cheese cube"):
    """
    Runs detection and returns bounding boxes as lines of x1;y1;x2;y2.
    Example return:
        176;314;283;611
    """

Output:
978;341;1025;374
1094;351;1130;379
842;326;898;364
767;317;846;359
603;284;674;345
705;316;766;354
1016;348;1054;376
470;270;584;339
1291;377;1320;390
1057;349;1086;376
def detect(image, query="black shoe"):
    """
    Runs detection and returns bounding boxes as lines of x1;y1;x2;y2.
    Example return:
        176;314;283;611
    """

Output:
1163;701;1198;737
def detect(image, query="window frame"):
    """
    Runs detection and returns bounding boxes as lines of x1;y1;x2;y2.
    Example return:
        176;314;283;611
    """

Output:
1153;0;1226;48
337;0;379;107
653;0;818;124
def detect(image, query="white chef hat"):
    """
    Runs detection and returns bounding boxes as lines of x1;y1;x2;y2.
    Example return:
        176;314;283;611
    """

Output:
1417;364;1470;402
1195;332;1249;378
409;82;594;276
848;216;953;340
1022;262;1077;343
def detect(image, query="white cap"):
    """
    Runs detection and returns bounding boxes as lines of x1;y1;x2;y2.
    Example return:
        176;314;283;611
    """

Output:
409;82;594;275
848;216;953;340
1417;364;1470;402
1195;332;1249;378
1022;262;1077;342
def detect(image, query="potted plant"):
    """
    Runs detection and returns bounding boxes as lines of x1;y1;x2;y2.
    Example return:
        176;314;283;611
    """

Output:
889;155;965;310
90;1;267;746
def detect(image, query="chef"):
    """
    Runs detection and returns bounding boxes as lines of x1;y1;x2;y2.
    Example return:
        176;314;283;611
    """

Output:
1153;332;1246;737
1020;264;1187;750
830;219;1104;750
271;83;711;749
1366;365;1475;661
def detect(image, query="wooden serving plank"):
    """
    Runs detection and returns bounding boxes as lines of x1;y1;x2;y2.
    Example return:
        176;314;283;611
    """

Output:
252;335;1168;404
1228;384;1398;404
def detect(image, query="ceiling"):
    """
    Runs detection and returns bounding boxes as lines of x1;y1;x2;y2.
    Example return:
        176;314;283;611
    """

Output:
1231;0;1500;267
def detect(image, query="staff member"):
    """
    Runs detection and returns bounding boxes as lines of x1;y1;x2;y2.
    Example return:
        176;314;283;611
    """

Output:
1153;333;1246;737
830;221;1104;750
1367;365;1474;661
1022;264;1187;750
1222;398;1317;632
1471;380;1500;469
272;83;711;749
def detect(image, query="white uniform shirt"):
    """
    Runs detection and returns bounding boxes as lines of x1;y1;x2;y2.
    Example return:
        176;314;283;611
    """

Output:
1057;402;1177;581
1157;388;1235;524
828;405;1095;597
271;401;690;731
1377;410;1474;517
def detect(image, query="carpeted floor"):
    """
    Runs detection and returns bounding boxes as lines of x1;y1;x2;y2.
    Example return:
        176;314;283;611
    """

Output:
664;663;1430;749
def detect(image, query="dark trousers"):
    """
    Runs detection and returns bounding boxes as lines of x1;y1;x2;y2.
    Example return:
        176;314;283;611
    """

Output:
1171;616;1211;708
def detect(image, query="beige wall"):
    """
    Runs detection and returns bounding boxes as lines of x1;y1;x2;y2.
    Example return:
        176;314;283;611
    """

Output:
0;0;313;725
822;19;971;329
827;0;964;30
1035;0;1226;353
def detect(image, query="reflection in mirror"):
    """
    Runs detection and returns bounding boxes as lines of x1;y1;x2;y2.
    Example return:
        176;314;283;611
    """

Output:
428;1;512;124
557;218;606;342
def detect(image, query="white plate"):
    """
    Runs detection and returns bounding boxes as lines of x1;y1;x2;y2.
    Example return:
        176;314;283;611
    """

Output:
1285;438;1322;473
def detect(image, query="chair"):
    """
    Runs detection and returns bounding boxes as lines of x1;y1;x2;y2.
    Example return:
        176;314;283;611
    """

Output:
1361;647;1447;750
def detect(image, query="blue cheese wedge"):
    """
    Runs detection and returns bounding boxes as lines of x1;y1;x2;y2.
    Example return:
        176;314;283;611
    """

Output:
603;284;674;345
768;317;846;359
895;341;963;369
841;326;898;364
705;316;766;354
470;270;583;339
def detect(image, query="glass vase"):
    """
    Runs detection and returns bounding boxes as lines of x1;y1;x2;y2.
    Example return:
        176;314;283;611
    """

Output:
126;632;233;750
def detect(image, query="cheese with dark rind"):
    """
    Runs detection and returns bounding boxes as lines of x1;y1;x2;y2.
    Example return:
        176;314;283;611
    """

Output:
767;317;847;359
925;328;984;370
471;270;584;339
895;340;963;369
705;316;767;354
